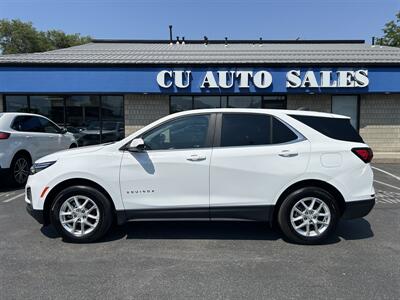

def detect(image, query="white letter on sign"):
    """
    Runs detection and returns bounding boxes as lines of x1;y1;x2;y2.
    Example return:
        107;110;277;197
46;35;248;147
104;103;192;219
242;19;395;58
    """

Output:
174;71;191;88
236;71;253;88
286;70;301;88
156;70;173;88
354;70;369;87
217;71;235;88
253;71;272;88
301;71;318;88
201;71;218;88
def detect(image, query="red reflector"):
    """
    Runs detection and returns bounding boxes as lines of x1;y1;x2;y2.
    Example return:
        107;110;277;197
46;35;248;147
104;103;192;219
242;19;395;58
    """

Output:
0;132;10;139
40;186;49;198
352;148;373;163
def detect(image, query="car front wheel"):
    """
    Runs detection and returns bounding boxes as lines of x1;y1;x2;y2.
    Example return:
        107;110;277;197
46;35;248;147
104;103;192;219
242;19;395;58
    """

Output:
278;187;339;244
50;186;113;243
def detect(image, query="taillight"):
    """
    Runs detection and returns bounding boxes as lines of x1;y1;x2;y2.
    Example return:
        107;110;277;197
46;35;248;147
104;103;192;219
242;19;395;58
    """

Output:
352;147;373;163
0;132;10;139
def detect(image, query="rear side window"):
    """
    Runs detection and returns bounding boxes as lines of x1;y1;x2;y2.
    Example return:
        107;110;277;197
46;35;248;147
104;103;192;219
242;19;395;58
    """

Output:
220;113;298;147
289;115;364;143
12;116;44;132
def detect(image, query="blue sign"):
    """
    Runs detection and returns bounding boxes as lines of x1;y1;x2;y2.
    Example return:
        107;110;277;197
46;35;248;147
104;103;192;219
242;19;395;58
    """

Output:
0;66;399;94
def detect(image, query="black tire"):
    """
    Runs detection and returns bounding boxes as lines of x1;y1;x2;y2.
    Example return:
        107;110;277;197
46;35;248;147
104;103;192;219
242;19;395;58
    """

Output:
50;185;113;243
277;187;339;245
9;153;31;187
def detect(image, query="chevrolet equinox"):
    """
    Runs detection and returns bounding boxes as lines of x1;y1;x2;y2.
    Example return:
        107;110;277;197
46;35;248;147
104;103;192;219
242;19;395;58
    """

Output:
26;109;375;244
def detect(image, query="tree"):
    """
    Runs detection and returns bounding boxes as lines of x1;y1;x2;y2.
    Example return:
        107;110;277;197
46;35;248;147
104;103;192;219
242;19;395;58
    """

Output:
376;11;400;47
0;19;91;54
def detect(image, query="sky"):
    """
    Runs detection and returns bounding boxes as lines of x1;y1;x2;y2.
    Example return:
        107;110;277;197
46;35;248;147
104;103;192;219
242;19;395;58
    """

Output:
0;0;399;42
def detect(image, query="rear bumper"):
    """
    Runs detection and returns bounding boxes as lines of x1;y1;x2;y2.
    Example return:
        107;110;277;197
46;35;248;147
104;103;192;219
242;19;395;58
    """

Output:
342;198;375;219
26;204;44;224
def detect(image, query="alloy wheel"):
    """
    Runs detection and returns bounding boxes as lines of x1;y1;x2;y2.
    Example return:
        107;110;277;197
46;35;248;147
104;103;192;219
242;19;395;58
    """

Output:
290;197;331;237
59;195;100;237
13;157;29;184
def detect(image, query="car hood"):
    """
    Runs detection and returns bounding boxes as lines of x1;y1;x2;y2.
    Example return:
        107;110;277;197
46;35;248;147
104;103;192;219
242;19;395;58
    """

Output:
35;144;105;163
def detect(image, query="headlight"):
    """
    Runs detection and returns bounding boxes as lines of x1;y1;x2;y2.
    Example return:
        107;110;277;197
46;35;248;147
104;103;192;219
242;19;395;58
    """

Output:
30;161;57;175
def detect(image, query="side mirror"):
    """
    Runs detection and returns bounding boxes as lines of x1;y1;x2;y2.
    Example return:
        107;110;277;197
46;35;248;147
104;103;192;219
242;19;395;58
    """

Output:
60;127;68;134
127;138;145;152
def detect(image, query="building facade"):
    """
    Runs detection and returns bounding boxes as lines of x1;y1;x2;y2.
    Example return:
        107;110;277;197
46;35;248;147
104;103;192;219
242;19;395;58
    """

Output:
0;40;399;158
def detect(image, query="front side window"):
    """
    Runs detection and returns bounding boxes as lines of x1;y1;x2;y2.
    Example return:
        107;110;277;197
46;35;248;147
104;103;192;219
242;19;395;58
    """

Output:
220;113;298;147
38;117;61;134
143;115;210;150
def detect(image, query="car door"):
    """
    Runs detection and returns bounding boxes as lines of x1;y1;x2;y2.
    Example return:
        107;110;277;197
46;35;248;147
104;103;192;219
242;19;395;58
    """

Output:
119;113;215;213
210;113;310;219
38;116;68;153
12;116;50;161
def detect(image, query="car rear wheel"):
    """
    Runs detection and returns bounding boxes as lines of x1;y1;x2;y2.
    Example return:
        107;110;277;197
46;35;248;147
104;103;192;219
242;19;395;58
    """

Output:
10;153;31;186
278;187;339;244
50;186;113;243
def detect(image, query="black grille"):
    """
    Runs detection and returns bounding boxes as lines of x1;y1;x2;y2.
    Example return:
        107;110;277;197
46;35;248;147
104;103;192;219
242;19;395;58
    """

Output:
26;187;32;202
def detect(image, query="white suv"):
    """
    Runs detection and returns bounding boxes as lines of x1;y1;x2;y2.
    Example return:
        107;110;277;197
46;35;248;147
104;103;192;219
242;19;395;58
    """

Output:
25;109;375;244
0;113;77;186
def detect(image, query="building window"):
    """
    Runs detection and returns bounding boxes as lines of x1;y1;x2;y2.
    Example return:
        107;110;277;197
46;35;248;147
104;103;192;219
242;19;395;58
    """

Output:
169;95;286;113
170;96;192;113
101;96;125;143
228;96;262;108
262;96;287;109
29;95;65;125
4;94;124;145
66;95;101;146
4;95;29;112
331;95;359;129
194;96;221;109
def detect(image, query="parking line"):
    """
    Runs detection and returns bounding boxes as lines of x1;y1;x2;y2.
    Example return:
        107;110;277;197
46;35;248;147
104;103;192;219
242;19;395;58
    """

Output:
2;193;25;203
374;180;400;191
372;166;400;181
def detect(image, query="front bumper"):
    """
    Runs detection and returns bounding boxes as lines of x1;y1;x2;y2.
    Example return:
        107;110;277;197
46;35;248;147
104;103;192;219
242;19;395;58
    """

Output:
342;198;375;219
26;203;44;224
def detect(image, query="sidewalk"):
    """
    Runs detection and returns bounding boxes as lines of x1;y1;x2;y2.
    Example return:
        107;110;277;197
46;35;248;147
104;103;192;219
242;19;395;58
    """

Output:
373;152;400;164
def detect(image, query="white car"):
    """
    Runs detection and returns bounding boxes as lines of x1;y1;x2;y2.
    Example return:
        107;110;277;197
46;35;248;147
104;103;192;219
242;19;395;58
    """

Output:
0;112;77;186
26;109;375;244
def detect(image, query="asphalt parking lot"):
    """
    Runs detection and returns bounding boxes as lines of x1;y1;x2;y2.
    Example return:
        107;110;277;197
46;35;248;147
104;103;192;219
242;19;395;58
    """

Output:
0;164;399;299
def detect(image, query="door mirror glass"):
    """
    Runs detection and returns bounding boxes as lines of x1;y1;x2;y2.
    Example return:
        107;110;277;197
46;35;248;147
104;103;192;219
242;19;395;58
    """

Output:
127;138;145;152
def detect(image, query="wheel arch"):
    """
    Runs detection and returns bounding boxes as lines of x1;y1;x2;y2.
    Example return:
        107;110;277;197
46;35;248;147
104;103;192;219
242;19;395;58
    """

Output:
43;178;117;225
12;149;32;164
271;179;346;225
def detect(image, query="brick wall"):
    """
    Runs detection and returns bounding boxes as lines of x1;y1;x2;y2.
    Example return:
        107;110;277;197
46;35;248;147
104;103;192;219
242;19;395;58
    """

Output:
286;94;331;112
124;94;170;135
359;94;400;152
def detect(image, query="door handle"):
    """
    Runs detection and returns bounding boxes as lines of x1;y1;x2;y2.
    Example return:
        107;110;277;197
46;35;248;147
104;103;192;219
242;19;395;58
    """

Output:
186;154;206;161
279;150;298;158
